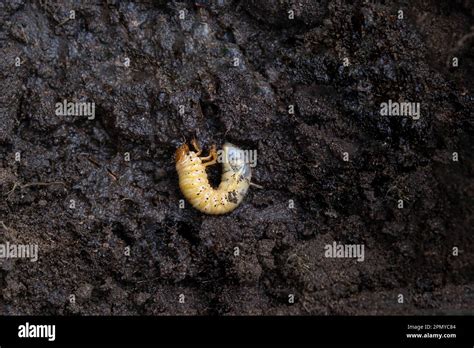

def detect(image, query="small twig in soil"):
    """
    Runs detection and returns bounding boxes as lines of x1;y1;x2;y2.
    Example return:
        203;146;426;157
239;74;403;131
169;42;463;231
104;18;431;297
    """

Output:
136;277;161;284
452;26;474;52
6;181;66;199
0;221;10;232
56;16;71;27
0;221;17;233
78;153;102;168
106;168;119;181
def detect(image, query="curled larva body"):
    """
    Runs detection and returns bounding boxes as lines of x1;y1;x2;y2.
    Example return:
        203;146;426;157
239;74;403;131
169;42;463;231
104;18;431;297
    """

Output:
175;140;251;215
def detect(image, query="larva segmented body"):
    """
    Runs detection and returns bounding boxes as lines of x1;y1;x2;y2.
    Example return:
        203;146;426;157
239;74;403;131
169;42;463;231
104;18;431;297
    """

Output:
175;140;252;215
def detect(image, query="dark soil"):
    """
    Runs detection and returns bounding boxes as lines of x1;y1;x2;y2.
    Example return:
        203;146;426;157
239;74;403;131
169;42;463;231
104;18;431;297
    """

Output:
0;0;473;315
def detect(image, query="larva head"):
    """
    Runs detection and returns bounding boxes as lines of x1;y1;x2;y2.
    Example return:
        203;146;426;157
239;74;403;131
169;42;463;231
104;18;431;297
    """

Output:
223;142;252;180
175;143;190;163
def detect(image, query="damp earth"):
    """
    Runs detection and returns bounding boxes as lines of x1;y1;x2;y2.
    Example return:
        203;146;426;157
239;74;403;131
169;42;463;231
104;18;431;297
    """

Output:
0;0;473;314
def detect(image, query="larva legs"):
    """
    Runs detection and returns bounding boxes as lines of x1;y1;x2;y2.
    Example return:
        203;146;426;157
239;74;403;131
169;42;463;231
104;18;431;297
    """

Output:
200;144;216;160
191;138;202;156
202;145;217;167
191;139;217;165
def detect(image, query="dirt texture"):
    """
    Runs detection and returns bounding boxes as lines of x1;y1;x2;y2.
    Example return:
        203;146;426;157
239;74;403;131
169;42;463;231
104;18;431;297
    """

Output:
0;0;473;315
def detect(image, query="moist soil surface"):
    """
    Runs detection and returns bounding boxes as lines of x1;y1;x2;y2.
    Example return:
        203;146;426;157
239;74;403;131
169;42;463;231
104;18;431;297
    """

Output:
0;0;473;315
